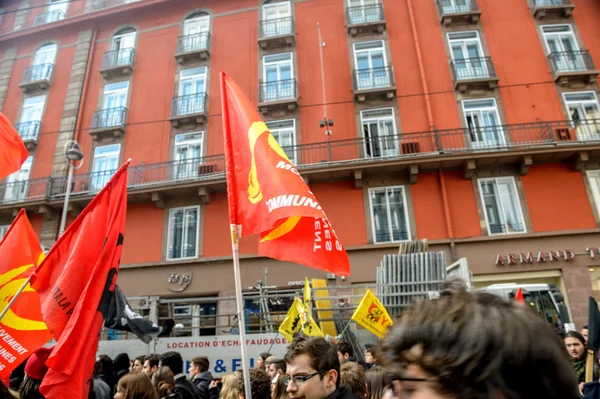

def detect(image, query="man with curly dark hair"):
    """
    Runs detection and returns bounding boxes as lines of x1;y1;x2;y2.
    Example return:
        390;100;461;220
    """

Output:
238;368;271;399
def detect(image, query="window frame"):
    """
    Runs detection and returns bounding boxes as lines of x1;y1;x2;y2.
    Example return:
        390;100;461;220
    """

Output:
477;176;527;236
262;1;292;21
178;66;208;96
360;108;398;158
266;119;296;165
20;95;46;124
102;81;129;110
368;185;411;244
352;40;387;71
0;225;9;241
587;171;600;218
166;205;201;261
263;53;294;83
112;28;137;51
540;24;580;54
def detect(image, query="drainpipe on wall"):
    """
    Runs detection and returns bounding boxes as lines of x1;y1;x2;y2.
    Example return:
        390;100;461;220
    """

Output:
405;0;456;260
73;27;97;143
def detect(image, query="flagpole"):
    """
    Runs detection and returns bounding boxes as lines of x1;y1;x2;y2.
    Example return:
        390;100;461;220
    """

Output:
231;224;253;399
0;275;31;321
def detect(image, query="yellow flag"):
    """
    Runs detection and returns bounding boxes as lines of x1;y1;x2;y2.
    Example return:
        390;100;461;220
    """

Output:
279;298;323;342
303;277;310;309
351;290;393;338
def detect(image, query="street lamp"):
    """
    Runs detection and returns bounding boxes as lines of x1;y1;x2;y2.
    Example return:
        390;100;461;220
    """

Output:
59;140;84;236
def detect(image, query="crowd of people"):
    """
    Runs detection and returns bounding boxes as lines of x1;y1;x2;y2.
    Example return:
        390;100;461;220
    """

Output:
0;285;588;399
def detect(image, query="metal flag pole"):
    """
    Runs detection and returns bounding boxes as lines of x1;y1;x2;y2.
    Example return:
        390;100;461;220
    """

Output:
317;22;332;162
0;276;31;321
230;224;253;399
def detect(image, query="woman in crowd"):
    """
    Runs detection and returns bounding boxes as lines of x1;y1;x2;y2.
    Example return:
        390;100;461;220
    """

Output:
20;346;53;399
152;366;182;399
114;373;158;399
364;367;388;399
219;372;241;399
256;353;271;371
271;374;288;399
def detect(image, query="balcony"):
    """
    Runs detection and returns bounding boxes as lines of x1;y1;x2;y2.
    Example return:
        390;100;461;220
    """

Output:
175;32;211;64
0;177;50;209
169;93;208;127
548;50;599;86
346;4;386;36
90;107;127;140
258;17;295;50
34;10;66;26
436;0;481;26
531;0;574;19
450;57;499;92
353;66;396;102
13;121;41;150
258;79;298;115
100;48;135;79
19;64;53;93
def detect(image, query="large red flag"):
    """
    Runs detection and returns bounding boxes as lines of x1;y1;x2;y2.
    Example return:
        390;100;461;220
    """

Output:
0;209;51;378
220;71;350;276
0;112;28;180
30;162;129;399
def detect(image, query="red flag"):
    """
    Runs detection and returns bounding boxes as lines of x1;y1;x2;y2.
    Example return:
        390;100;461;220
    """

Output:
0;209;51;378
220;71;350;276
515;288;525;305
0;112;28;180
30;162;129;399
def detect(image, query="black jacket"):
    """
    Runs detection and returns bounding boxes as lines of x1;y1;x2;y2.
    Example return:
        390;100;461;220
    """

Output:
324;387;360;399
192;371;213;399
174;374;202;399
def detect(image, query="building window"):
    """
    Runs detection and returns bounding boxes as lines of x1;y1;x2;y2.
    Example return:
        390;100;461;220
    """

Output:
182;13;210;52
588;171;600;217
99;81;129;128
361;108;398;158
369;186;411;243
266;119;296;165
91;144;120;191
478;177;526;235
174;132;203;179
19;95;46;128
30;44;57;81
447;31;488;80
0;225;9;240
262;1;292;37
347;0;383;25
4;156;33;202
541;24;587;72
112;28;136;51
462;98;504;148
45;0;68;23
177;67;207;115
167;206;200;260
353;41;389;89
563;91;600;141
110;28;136;67
262;53;294;101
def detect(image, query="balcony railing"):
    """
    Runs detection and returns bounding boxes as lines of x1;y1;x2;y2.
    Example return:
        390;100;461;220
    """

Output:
91;107;127;130
450;57;496;81
14;121;41;142
22;63;53;84
436;0;479;15
102;48;135;70
532;0;571;5
259;17;294;38
548;50;596;74
347;4;385;25
171;93;207;117
353;66;394;91
259;79;297;103
0;177;50;204
34;10;66;26
176;32;211;54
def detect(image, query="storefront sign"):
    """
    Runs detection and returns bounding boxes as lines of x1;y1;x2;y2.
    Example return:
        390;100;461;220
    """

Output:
167;268;192;292
287;281;304;286
496;247;600;266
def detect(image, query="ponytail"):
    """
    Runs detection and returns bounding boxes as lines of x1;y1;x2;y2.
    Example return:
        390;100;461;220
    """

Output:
156;381;175;398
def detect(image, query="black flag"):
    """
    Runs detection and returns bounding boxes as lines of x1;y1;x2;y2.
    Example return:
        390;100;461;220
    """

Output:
104;285;167;344
588;297;600;351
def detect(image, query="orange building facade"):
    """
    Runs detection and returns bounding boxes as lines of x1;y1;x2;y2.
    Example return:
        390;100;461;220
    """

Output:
1;0;600;330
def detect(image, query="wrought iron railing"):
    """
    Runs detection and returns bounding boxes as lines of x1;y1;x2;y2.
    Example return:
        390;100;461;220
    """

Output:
436;0;479;15
171;93;207;116
259;79;297;103
259;16;294;38
176;32;211;54
91;107;128;130
102;48;135;70
450;57;496;81
347;4;385;25
6;119;600;202
548;50;596;74
34;10;66;26
22;63;54;84
0;177;50;204
532;0;571;6
353;66;394;91
14;121;41;142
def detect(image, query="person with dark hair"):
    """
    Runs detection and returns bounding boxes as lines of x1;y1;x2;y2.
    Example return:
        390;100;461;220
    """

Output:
10;358;26;391
115;373;158;399
189;356;212;399
0;379;18;399
153;366;183;399
143;354;160;378
238;368;271;399
364;367;387;399
133;355;146;374
335;343;354;365
362;346;376;370
257;352;271;370
385;291;579;399
21;346;53;399
565;330;597;391
582;325;589;345
339;362;365;399
159;351;202;399
97;354;116;394
93;359;112;399
284;334;358;399
266;358;286;381
114;353;131;386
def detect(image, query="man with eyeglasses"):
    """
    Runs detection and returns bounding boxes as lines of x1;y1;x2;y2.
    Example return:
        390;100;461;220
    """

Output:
284;334;360;399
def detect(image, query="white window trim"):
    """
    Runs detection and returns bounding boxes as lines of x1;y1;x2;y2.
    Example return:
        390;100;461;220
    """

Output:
266;119;296;164
33;44;58;66
20;95;46;123
166;205;201;261
368;185;411;244
446;30;485;60
262;1;292;20
478;177;527;236
360;108;398;157
112;29;137;50
174;131;204;160
0;225;9;240
540;24;579;54
352;40;387;70
562;90;600;113
262;53;294;82
102;81;129;109
179;67;208;95
588;171;600;218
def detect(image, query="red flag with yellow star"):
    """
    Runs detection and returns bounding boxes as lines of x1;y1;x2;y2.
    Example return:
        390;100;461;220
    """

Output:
0;209;51;378
220;71;350;276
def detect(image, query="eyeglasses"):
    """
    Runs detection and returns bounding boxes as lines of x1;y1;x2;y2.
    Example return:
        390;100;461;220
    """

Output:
283;370;327;387
386;373;430;398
